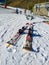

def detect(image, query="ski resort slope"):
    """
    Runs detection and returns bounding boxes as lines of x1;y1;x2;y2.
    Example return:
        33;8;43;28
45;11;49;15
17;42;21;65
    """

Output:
0;9;49;65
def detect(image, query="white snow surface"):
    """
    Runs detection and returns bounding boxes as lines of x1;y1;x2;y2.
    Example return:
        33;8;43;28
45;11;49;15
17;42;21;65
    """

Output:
0;7;49;65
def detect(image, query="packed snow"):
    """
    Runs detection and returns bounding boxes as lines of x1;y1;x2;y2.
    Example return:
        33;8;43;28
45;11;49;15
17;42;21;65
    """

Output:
0;7;49;65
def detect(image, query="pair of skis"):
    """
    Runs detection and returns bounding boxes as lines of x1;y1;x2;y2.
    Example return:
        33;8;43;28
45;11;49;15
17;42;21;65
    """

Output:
6;23;33;48
23;23;33;51
23;23;40;52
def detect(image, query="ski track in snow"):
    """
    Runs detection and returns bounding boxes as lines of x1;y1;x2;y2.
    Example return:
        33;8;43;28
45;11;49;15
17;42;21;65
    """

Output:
0;8;49;65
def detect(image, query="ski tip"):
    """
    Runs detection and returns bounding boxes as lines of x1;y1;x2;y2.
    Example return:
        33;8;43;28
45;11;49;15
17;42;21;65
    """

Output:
23;47;33;52
6;43;13;48
23;47;29;52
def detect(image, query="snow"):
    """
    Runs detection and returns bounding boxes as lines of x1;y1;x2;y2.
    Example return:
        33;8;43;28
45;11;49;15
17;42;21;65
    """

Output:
0;7;15;14
0;7;49;65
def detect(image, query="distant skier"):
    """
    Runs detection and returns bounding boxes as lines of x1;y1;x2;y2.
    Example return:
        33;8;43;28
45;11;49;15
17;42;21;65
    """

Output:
20;10;22;14
16;9;18;14
24;9;26;14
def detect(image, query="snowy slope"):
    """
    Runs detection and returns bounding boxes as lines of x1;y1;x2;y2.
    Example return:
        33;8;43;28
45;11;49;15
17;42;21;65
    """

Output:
0;7;15;14
0;8;49;65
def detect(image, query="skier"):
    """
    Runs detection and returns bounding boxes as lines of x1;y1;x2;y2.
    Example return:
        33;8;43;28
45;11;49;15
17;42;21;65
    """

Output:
16;9;18;14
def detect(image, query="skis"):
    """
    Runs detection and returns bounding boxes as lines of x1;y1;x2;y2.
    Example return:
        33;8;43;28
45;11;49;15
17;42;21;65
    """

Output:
6;34;22;48
23;23;33;51
6;23;33;48
23;24;40;53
